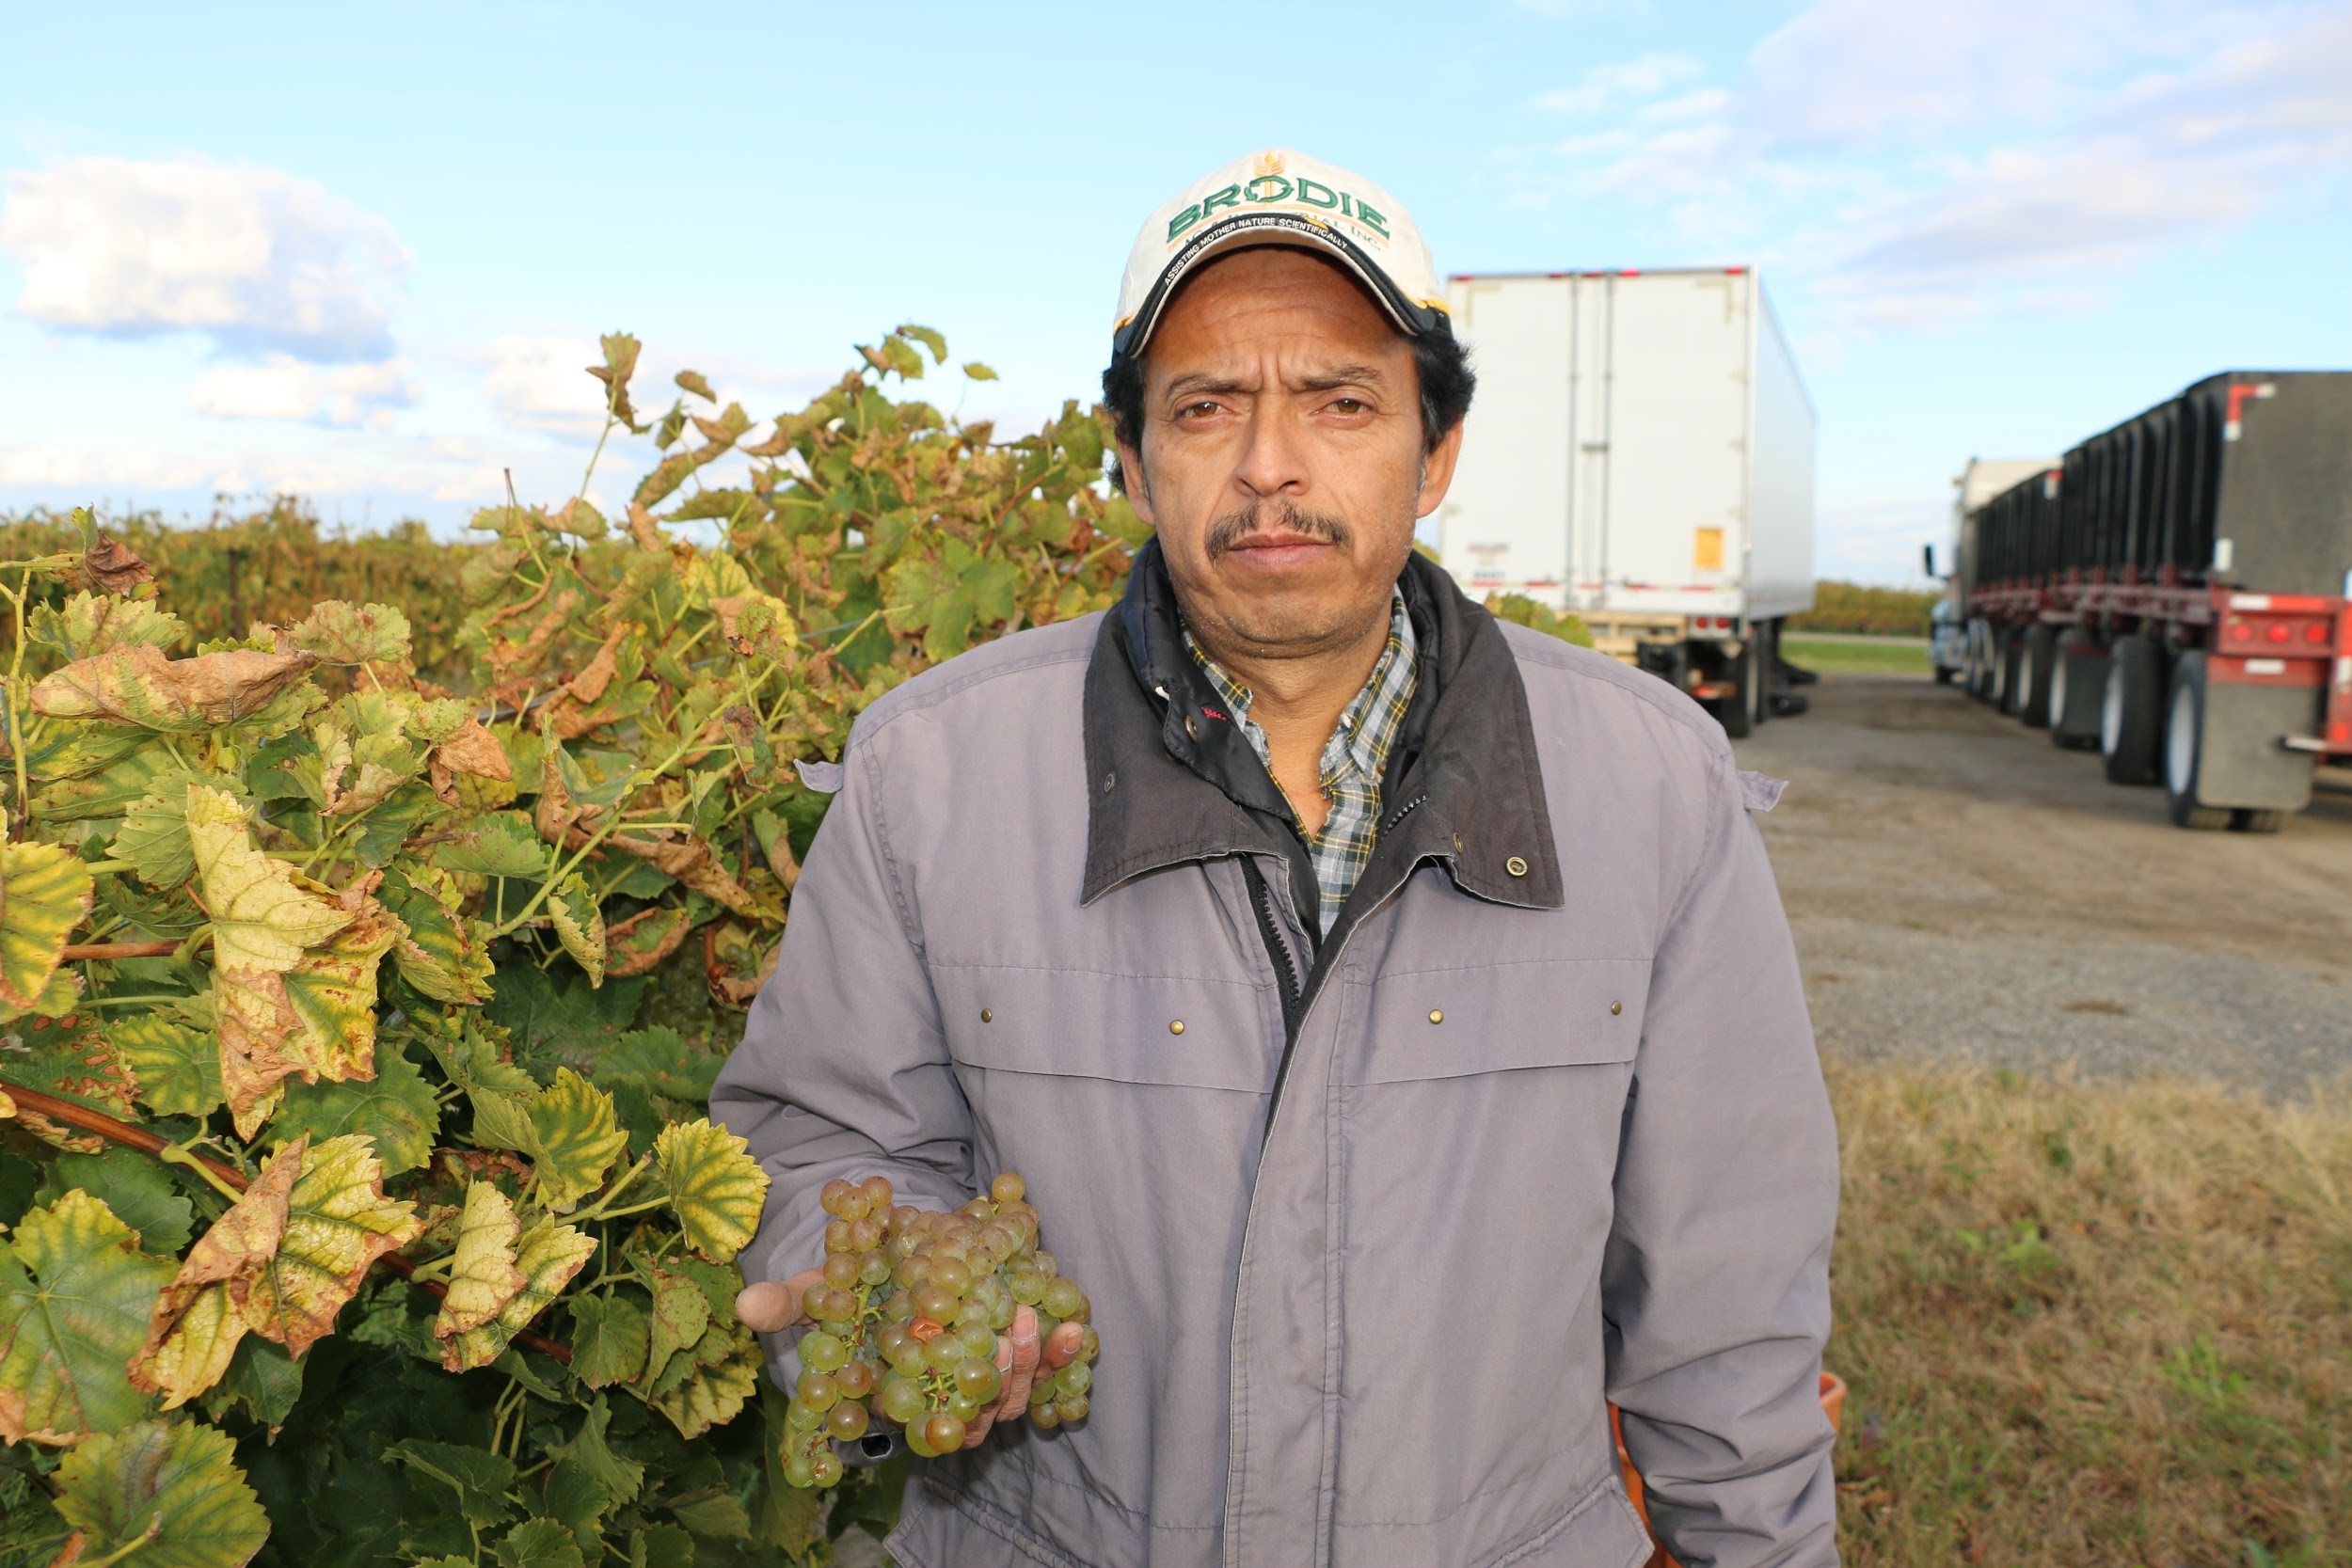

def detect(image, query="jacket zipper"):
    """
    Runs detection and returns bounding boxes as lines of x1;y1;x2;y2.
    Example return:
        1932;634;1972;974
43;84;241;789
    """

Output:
1239;856;1302;1029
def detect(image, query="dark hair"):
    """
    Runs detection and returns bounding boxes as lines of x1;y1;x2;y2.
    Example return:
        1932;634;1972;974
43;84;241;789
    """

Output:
1101;319;1476;496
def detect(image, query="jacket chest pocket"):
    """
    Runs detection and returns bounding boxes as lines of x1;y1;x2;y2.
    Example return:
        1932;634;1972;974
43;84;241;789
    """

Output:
1348;957;1650;1085
929;962;1276;1091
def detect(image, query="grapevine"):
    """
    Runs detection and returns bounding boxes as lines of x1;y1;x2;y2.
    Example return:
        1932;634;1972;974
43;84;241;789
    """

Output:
0;324;1140;1568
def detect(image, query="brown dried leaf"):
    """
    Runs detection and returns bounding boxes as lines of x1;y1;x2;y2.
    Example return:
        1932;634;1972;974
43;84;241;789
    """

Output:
426;719;513;803
77;534;153;597
128;1140;303;1407
605;906;694;977
30;644;317;731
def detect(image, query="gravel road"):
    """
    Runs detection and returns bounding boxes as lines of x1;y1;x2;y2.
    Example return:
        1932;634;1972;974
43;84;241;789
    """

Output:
1737;671;2352;1099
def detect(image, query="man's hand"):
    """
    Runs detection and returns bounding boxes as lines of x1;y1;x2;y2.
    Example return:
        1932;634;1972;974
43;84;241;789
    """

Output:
736;1271;822;1334
961;1305;1086;1449
735;1274;1083;1452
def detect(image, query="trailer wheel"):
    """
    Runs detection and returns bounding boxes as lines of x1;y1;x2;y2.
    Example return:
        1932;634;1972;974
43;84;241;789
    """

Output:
2018;625;2057;729
2232;809;2288;834
1994;628;2026;716
2100;634;2165;786
2049;630;2106;750
1718;636;1758;739
1964;619;1993;700
2163;653;2232;828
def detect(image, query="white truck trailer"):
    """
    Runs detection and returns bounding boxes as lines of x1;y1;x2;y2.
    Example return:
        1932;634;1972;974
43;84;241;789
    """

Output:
1435;267;1817;736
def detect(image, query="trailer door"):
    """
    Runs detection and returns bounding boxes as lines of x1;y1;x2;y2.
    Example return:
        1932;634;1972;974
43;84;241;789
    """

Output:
1438;276;1573;599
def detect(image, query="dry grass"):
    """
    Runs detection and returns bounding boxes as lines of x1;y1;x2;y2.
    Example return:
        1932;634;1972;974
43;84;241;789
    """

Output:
1826;1061;2352;1567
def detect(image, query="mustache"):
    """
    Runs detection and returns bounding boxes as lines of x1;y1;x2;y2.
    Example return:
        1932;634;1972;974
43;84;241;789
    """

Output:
1204;501;1352;560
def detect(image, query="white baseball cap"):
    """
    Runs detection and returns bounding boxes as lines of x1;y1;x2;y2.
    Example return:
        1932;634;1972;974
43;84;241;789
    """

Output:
1112;149;1448;357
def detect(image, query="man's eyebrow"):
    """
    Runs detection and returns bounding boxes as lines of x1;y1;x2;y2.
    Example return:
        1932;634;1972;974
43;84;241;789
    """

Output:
1295;364;1390;391
1161;372;1250;402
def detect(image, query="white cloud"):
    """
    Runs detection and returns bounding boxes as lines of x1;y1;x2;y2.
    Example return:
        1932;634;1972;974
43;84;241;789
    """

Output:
190;355;418;428
483;335;612;437
1534;53;1700;117
0;444;216;491
0;156;411;361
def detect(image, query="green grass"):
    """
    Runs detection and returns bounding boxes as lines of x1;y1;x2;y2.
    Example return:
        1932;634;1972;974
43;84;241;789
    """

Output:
1782;635;1931;677
1821;1063;2352;1566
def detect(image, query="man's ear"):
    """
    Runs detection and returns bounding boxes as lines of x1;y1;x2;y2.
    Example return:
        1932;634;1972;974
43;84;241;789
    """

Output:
1114;439;1157;528
1414;420;1467;519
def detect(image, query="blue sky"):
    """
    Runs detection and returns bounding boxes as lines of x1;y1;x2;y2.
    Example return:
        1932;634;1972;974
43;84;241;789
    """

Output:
3;0;2347;585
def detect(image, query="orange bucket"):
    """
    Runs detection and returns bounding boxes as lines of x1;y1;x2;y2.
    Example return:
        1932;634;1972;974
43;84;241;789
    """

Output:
1613;1372;1847;1568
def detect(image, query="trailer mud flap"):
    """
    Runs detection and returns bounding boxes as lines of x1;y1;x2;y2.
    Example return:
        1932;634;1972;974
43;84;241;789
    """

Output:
2197;681;2321;812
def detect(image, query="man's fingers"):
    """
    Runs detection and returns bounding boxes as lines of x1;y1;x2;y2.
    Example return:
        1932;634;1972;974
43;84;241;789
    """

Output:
1041;1321;1085;1370
735;1271;822;1334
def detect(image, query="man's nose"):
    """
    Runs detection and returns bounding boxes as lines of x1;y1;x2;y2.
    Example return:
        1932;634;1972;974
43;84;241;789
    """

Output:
1232;405;1309;499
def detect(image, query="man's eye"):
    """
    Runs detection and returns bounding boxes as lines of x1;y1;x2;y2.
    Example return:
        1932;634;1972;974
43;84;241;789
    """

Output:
1328;398;1366;415
1178;402;1220;419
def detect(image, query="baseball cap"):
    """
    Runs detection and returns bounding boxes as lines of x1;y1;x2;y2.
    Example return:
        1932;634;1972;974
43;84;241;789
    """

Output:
1112;149;1448;358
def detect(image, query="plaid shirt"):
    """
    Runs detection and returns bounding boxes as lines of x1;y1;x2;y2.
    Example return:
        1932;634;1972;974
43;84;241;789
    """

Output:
1185;594;1418;933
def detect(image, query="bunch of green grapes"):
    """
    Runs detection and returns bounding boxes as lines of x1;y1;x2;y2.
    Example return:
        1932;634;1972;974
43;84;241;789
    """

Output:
778;1171;1101;1489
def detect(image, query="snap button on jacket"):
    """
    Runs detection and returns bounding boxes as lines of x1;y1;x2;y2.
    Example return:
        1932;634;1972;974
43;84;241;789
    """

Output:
712;550;1840;1568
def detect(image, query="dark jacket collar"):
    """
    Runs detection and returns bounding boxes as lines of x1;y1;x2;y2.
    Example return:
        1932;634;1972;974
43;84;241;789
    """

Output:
1081;538;1565;913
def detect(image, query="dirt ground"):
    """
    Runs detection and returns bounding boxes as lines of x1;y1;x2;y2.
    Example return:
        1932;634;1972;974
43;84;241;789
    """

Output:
1737;671;2352;1100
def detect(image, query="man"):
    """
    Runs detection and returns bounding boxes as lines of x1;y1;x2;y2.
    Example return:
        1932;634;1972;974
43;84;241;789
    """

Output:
715;150;1839;1568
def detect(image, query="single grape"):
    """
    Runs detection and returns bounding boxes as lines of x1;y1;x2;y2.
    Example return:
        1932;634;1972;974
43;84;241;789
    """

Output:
859;1252;895;1288
947;1390;983;1422
823;1252;862;1289
882;1290;914;1323
797;1371;841;1413
1031;1402;1062;1430
827;1401;870;1441
991;1171;1026;1205
959;1197;993;1221
1032;1250;1058;1278
911;1284;957;1324
848;1216;884;1251
1056;1362;1092;1398
924;1337;962;1376
799;1332;847;1373
880;1375;929;1425
834;1358;875;1398
1029;1377;1058;1407
820;1178;856;1217
784;1449;817;1488
837;1188;871;1224
1078;1326;1100;1363
824;1218;853;1252
1041;1278;1085;1319
816;1286;859;1322
786;1399;823;1433
929;1258;973;1296
957;1320;997;1358
924;1412;967;1452
861;1175;895;1211
1008;1268;1046;1305
887;1336;928;1375
1056;1394;1089;1423
810;1449;845;1488
954;1356;1001;1402
905;1419;939;1459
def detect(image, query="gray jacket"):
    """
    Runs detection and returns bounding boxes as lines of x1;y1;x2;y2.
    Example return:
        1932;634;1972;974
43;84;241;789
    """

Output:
712;547;1839;1568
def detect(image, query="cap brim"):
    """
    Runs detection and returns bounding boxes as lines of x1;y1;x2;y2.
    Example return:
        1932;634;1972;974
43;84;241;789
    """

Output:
1113;212;1444;358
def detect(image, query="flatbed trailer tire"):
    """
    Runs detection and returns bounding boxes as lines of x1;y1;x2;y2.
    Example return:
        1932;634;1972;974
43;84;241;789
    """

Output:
2164;653;2233;829
2018;624;2058;729
2101;634;2166;786
2048;630;2106;750
1994;626;2026;717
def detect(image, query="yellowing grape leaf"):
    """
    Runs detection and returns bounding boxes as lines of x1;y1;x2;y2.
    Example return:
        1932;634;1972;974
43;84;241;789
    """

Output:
654;1119;769;1263
289;601;412;667
28;592;187;660
186;786;354;971
278;898;404;1084
427;717;513;803
115;1012;223;1118
439;1217;595;1372
547;874;606;988
379;866;495;1005
434;1182;526;1340
242;1133;423;1358
646;1326;759;1439
50;1418;270;1568
131;1140;302;1409
29;642;317;732
526;1069;627;1212
640;1268;708;1390
0;1190;175;1444
0;825;94;1016
116;784;201;887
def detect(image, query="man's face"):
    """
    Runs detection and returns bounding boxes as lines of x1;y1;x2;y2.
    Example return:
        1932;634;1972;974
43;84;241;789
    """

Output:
1117;247;1462;665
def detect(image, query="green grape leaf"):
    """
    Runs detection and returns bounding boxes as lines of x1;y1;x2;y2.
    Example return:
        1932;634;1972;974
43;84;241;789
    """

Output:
36;1148;196;1254
526;1069;628;1212
114;1012;223;1119
564;1294;648;1389
548;873;606;987
288;601;412;666
440;1216;596;1373
962;361;998;380
379;865;495;1005
666;1483;752;1538
532;1459;612;1560
629;1525;697;1568
31;742;192;822
29;591;188;659
497;1516;587;1568
654;1118;770;1263
1;1020;135;1152
548;1394;644;1505
116;784;201;887
645;1327;759;1439
0;829;95;1016
272;1042;440;1175
884;538;1020;660
383;1438;517;1526
640;1268;708;1388
29;642;318;733
51;1418;270;1568
199;1334;305;1429
432;811;550;879
0;1190;175;1444
593;1027;722;1104
435;1181;526;1340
